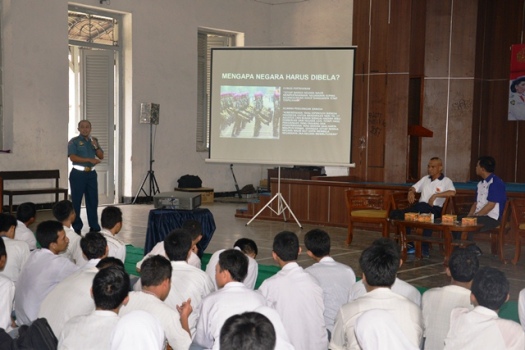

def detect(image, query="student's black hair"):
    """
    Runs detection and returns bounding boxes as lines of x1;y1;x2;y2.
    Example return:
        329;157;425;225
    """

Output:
272;231;299;262
182;219;203;240
52;200;75;223
35;220;63;249
80;231;108;260
234;238;258;257
164;229;193;261
16;202;37;223
101;206;123;230
304;228;331;257
478;156;496;173
448;248;479;283
0;236;6;258
140;255;172;287
218;249;249;283
359;238;399;287
471;266;509;311
0;213;17;234
220;312;276;350
96;256;125;270
92;266;130;310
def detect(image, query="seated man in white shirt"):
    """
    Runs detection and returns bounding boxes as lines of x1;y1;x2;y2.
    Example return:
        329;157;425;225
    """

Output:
59;266;130;350
194;249;266;349
119;255;192;350
205;238;259;290
330;238;423;350
519;288;525;331
110;310;165;350
162;229;215;336
15;202;37;251
258;231;328;350
445;267;525;349
15;220;79;325
53;200;85;266
219;312;276;350
304;228;356;337
100;206;126;263
422;248;479;350
39;231;109;337
0;237;15;332
136;219;203;272
0;213;30;283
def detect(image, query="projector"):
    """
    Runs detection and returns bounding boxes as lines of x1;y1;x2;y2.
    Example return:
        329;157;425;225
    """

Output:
153;191;201;210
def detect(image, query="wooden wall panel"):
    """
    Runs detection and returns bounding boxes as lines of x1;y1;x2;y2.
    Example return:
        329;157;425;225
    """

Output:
409;0;427;76
352;0;370;75
351;75;368;179
424;0;452;77
387;0;411;72
517;123;525;183
367;74;387;171
421;79;448;168
308;184;329;223
289;183;309;221
369;0;390;73
328;186;349;226
450;0;477;77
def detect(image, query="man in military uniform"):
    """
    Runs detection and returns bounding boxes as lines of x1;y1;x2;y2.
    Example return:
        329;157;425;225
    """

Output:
68;120;103;234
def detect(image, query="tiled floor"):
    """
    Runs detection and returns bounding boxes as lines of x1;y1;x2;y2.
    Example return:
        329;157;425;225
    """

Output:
33;201;525;301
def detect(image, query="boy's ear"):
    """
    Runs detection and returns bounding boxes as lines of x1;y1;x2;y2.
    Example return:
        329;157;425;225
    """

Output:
306;250;315;259
445;267;452;277
0;255;6;270
298;246;302;255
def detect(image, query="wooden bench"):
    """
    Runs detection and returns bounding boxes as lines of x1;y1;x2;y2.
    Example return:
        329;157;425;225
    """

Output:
0;170;68;213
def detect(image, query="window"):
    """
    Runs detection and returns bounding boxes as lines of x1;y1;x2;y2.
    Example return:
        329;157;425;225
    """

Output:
196;30;236;151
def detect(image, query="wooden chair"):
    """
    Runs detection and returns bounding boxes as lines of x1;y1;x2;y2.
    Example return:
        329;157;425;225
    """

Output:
345;189;391;245
510;198;525;264
451;194;511;262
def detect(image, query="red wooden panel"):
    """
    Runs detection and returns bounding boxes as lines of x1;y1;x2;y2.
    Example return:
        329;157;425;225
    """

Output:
308;184;329;223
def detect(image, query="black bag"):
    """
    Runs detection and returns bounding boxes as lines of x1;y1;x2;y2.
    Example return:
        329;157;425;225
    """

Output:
177;175;202;188
16;318;58;350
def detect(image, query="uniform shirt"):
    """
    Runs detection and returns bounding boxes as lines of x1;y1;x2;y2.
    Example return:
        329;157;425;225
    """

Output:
110;310;165;350
348;277;422;306
330;287;423;350
305;256;356;332
253;306;295;350
38;266;99;337
136;241;201;270
164;260;215;336
0;236;30;283
475;173;507;220
258;262;328;350
0;274;15;331
519;288;525;331
119;291;191;349
194;281;267;349
68;135;103;167
15;220;37;250
444;306;525;350
60;226;86;266
205;247;258;290
15;249;79;325
412;174;455;207
59;310;119;350
101;229;126;263
421;284;473;350
508;92;525;120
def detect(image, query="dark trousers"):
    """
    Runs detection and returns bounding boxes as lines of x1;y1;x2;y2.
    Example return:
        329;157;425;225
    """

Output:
391;202;443;241
69;169;101;232
454;215;500;240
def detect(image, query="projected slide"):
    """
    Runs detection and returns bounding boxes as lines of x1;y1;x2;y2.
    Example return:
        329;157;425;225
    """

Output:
209;47;355;166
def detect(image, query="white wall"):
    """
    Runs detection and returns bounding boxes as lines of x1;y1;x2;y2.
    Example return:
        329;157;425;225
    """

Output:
0;0;353;203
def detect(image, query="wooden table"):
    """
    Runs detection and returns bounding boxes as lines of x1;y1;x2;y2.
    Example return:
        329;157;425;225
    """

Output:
393;219;483;264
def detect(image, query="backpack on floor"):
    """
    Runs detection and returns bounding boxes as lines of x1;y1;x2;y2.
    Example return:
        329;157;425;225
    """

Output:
177;174;202;188
16;318;58;350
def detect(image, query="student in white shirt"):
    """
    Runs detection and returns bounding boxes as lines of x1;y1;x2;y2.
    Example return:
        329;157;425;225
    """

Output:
445;267;525;350
330;238;423;350
100;206;126;263
422;248;479;350
163;229;215;336
219;312;276;350
205;238;259;290
258;231;328;350
110;310;165;350
136;219;203;272
39;231;109;337
0;213;30;283
53;200;85;266
304;228;356;335
59;265;130;350
0;237;15;332
15;202;37;250
519;288;525;331
119;255;192;349
194;249;266;349
15;220;79;325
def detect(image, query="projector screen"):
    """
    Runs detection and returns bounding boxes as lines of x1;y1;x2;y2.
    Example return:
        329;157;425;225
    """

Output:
208;47;355;167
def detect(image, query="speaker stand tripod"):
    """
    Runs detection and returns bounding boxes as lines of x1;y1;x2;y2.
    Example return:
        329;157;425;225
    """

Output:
132;123;160;204
246;166;302;228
